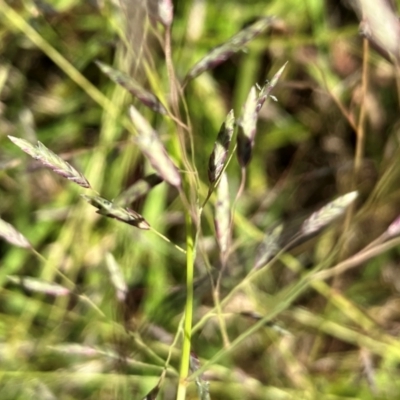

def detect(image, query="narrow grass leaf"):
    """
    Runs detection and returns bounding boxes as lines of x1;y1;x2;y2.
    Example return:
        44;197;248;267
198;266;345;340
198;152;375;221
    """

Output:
190;352;211;400
208;110;235;183
185;16;275;82
254;224;283;269
215;172;231;262
0;218;31;248
95;61;167;115
7;275;70;296
8;136;91;189
237;86;258;167
114;173;163;206
301;191;358;235
129;105;181;187
105;253;128;302
256;62;287;112
81;194;150;230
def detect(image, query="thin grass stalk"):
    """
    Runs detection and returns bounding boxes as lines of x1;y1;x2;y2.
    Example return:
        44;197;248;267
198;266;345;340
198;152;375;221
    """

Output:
280;253;378;332
176;211;195;400
312;236;400;281
318;64;358;133
335;39;370;289
190;266;321;381
192;192;357;335
354;38;369;178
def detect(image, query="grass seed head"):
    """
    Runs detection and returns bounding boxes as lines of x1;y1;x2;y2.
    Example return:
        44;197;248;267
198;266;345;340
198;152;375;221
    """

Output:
301;191;358;235
8;136;91;189
208;109;235;183
185;17;275;82
0;218;31;249
237;86;258;167
128;105;181;188
96;61;167;115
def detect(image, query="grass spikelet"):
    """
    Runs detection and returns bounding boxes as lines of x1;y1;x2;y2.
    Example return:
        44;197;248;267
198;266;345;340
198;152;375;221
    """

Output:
256;62;287;112
237;86;258;167
215;172;231;263
301;191;358;235
114;173;163;206
0;218;31;249
95;61;167;115
105;253;128;302
158;0;174;27
81;194;150;230
208;109;235;184
387;215;400;237
8;136;91;189
254;224;283;269
128;105;181;188
185;16;275;82
7;275;70;296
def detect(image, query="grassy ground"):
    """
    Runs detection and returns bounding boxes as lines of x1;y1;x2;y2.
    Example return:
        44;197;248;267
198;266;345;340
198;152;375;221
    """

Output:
1;0;400;399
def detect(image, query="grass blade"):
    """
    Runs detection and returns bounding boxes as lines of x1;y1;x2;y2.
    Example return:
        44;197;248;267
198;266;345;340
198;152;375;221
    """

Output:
208;110;235;184
96;61;167;115
185;16;275;82
81;194;150;230
8;136;91;189
129;105;181;188
0;218;31;249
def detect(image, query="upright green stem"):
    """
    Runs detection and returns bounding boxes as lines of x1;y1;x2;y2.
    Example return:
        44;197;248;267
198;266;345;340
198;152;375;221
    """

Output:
176;211;195;400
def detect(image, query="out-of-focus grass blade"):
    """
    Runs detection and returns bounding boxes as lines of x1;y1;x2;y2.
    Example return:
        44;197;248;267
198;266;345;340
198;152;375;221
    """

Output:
254;224;283;269
128;105;181;188
0;218;31;249
208;110;235;184
95;61;167;115
114;173;163;206
8;136;91;189
190;352;211;400
7;275;70;296
105;253;128;302
256;62;287;112
185;16;275;82
215;172;231;263
237;86;258;167
81;194;150;230
301;191;358;235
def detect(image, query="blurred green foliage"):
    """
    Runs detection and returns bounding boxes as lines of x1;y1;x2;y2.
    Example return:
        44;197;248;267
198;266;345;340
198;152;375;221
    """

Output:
2;0;400;399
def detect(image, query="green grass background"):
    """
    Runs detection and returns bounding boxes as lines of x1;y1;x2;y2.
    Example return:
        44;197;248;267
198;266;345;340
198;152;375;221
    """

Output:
1;0;400;399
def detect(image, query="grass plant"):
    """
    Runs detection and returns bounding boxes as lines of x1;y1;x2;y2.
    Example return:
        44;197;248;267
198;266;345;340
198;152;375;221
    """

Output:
1;0;400;399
